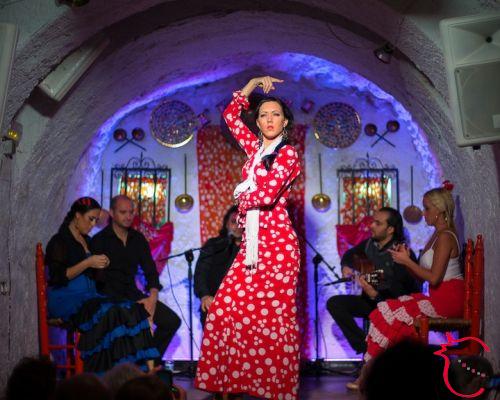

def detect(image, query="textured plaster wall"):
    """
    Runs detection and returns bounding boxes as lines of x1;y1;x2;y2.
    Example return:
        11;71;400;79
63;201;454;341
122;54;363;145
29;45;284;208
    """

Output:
0;0;499;385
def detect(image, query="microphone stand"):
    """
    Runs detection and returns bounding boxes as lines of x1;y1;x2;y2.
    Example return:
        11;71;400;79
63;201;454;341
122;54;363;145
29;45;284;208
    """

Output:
163;246;202;377
298;234;340;376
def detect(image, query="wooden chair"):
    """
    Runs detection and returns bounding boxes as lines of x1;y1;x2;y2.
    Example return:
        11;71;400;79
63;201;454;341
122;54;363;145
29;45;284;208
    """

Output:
415;235;484;355
36;243;84;376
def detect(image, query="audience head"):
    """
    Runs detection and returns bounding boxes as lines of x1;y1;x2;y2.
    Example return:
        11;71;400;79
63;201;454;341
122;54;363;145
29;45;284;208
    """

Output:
423;187;456;230
109;195;135;229
5;356;56;400
114;375;172;400
60;197;101;235
361;340;446;400
447;355;494;399
102;362;144;396
54;373;111;400
371;207;405;244
219;205;242;239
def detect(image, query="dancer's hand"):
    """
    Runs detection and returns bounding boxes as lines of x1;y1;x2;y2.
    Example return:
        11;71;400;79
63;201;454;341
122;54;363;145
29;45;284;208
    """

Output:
201;295;214;312
241;76;284;97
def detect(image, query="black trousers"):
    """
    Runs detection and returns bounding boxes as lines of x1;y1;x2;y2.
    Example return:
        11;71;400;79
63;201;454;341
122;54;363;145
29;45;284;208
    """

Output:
326;295;375;354
153;301;181;359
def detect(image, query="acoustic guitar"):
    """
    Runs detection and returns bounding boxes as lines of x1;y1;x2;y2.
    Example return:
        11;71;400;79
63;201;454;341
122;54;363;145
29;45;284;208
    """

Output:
349;253;384;288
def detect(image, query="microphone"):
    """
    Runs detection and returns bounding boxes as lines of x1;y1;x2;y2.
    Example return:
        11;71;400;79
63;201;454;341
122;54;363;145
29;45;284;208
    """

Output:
323;277;352;287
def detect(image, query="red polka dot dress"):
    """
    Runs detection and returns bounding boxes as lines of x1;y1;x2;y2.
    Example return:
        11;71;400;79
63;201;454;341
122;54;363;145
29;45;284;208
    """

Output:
194;91;301;399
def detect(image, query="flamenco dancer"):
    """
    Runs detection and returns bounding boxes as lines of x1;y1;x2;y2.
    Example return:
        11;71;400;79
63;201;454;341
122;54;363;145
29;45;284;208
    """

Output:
195;76;302;400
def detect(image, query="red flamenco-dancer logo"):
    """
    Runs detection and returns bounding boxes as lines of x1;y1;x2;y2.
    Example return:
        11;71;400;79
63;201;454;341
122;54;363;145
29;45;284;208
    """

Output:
435;333;491;398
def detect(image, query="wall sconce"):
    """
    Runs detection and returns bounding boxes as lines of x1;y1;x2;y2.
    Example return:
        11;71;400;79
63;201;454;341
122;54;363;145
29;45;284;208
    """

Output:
374;42;394;64
1;124;21;159
301;99;315;113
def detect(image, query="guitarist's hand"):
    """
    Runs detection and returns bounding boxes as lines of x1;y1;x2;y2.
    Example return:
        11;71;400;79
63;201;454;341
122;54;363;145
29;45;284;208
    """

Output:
341;266;354;279
358;275;378;299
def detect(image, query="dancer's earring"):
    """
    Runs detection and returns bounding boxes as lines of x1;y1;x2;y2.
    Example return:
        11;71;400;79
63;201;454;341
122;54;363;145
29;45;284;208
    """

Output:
282;127;288;141
258;131;263;147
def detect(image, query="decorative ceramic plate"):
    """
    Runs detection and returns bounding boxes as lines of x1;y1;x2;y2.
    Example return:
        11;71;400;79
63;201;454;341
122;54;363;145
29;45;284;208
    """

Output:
150;100;197;148
313;102;361;148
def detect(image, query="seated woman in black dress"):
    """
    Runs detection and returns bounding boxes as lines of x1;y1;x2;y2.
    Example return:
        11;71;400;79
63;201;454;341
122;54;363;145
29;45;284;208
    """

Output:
45;197;159;373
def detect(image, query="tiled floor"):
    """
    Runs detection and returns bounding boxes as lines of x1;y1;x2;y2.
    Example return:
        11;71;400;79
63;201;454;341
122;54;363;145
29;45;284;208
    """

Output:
173;375;360;400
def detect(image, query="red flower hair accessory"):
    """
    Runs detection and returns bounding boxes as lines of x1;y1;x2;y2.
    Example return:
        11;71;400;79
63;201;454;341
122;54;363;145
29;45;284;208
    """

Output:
442;180;454;191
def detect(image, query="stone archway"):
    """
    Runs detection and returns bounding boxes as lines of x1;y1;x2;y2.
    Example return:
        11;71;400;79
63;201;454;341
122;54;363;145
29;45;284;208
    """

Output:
1;0;499;383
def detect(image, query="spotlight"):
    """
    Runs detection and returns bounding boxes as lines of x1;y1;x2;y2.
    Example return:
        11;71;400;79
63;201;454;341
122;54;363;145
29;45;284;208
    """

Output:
374;42;394;64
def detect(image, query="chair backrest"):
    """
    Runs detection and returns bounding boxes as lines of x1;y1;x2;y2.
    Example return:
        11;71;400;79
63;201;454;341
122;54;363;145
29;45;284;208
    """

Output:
463;239;474;321
461;235;484;354
471;235;484;347
36;242;50;357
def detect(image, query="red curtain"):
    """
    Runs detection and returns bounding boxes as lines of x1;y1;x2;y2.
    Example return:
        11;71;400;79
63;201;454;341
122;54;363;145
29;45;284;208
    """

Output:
132;216;174;275
336;215;373;258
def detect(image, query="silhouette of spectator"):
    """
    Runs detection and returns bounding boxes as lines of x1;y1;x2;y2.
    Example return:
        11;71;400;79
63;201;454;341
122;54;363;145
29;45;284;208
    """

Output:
102;363;144;397
5;356;56;400
360;340;447;400
54;373;111;400
447;355;494;399
115;375;172;400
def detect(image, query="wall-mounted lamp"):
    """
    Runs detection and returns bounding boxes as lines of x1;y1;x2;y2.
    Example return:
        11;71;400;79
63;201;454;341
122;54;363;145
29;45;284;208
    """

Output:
1;123;21;158
374;42;394;64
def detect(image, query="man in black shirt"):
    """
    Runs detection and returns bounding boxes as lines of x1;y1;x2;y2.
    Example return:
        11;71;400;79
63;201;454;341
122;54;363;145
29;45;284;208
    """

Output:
91;195;181;364
194;206;242;325
327;207;420;356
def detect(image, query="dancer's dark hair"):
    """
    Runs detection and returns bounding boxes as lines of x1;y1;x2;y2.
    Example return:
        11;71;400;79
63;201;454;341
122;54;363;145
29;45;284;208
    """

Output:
255;97;294;171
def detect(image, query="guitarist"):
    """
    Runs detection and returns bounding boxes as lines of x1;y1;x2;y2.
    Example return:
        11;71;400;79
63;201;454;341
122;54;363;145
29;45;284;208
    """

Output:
326;207;420;359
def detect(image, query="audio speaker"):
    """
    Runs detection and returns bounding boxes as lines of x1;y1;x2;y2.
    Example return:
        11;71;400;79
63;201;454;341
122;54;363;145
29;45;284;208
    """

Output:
0;23;18;132
440;13;500;147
